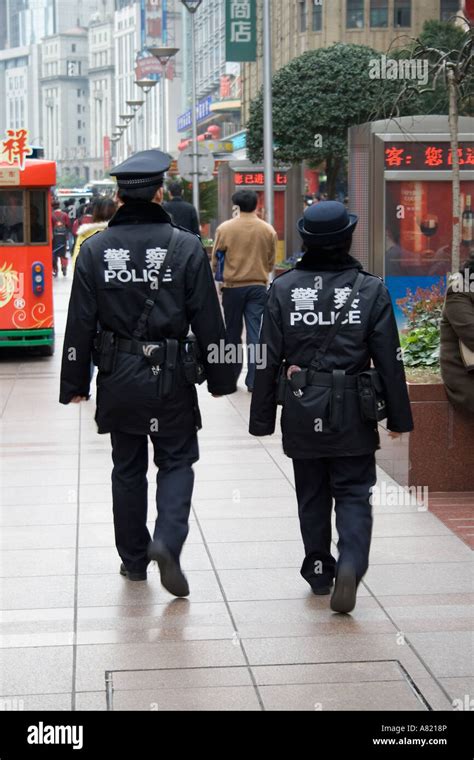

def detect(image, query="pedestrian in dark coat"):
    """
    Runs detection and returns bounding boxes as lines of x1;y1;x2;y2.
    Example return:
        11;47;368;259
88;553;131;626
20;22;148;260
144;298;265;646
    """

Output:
162;181;200;235
60;150;236;597
440;255;474;414
249;201;413;613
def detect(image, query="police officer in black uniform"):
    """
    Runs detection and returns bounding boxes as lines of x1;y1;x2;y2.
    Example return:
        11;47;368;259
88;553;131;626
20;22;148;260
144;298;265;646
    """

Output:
60;149;236;597
249;202;413;613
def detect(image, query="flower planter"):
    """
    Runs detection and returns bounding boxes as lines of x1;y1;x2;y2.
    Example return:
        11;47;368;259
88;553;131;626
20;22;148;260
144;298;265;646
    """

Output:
377;381;474;491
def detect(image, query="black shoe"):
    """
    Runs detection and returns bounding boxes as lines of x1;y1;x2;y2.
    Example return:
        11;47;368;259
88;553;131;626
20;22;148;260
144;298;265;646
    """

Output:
119;563;147;582
61;266;67;277
330;563;357;614
147;539;189;597
311;581;334;596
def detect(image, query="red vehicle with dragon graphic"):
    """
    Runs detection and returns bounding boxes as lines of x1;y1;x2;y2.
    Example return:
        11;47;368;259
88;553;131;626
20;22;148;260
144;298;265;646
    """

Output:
0;159;56;355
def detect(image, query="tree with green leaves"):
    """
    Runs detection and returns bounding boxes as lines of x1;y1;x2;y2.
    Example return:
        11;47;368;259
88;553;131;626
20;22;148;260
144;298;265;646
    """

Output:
246;43;409;199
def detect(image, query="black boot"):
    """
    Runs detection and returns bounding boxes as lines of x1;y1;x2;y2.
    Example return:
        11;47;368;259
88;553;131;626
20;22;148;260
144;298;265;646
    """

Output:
147;539;189;597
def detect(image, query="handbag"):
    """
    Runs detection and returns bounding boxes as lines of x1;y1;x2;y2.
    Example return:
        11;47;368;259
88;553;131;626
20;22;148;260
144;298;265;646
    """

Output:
459;340;474;372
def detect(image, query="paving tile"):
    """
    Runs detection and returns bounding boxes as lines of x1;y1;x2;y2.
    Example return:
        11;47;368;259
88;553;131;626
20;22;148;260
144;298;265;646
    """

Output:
191;497;297;520
76;686;260;711
199;517;301;543
242;634;431;679
79;543;211;575
0;608;74;637
368;535;472;564
74;639;247;691
76;601;233;644
252;661;403;686
78;520;202;547
258;680;426;711
0;576;75;610
207;540;302;569
229;597;394;638
439;677;474;706
0;504;78;527
371;513;451;537
0;631;74;648
364;563;473;596
0;524;77;551
192;479;295;501
77;570;223;607
0;646;73;695
0;693;72;710
407;632;473;678
0;548;76;577
216;567;371;602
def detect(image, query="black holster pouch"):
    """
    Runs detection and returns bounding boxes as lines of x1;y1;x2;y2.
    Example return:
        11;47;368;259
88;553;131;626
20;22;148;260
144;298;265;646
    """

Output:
181;336;206;386
357;369;387;423
159;339;178;399
93;330;117;374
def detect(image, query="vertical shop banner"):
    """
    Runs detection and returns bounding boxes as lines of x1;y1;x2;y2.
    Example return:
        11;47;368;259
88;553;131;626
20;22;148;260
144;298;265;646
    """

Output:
225;0;256;62
103;136;111;172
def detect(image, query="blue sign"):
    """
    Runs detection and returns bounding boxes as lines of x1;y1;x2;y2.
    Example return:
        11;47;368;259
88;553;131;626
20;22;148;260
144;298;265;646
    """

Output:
232;131;247;151
177;96;213;132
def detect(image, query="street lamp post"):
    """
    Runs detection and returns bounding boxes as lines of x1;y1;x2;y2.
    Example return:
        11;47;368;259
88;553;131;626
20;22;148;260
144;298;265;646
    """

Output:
180;0;202;214
147;47;180;153
263;0;274;226
135;79;158;151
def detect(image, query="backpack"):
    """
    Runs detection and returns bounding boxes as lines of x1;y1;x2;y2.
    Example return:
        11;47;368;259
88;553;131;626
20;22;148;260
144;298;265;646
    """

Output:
52;212;68;252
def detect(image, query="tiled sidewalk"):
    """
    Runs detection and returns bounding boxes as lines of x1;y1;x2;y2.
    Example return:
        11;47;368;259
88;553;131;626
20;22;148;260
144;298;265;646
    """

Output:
0;277;472;711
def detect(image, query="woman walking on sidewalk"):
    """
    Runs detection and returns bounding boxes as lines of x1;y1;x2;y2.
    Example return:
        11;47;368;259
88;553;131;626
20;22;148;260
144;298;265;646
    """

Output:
249;202;413;613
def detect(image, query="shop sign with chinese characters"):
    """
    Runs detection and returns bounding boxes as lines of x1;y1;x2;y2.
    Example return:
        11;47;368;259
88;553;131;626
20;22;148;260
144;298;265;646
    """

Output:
225;0;256;62
1;128;33;171
234;171;287;187
384;142;474;170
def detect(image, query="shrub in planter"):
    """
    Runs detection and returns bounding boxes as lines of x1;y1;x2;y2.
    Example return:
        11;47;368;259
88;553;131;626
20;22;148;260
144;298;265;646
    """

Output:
397;280;446;369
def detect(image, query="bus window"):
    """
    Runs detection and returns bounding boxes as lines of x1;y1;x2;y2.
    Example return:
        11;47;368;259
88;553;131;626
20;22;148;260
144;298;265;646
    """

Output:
29;190;48;244
0;190;24;244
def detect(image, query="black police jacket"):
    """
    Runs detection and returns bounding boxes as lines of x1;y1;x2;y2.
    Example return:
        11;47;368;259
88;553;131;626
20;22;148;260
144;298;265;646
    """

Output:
162;198;200;236
59;201;236;434
249;254;414;458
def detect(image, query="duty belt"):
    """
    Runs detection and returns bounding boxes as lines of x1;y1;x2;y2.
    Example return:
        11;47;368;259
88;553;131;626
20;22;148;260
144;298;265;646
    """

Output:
117;338;166;362
288;369;358;432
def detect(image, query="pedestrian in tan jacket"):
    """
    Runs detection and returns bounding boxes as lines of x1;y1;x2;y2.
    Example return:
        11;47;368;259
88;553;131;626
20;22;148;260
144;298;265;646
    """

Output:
212;190;277;392
440;256;474;414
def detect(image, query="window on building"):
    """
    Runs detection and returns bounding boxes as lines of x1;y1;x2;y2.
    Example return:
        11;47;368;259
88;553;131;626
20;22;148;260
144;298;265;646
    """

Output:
299;0;307;33
77;136;81;145
440;0;460;20
370;0;388;27
394;0;411;27
347;0;364;29
312;1;322;31
78;120;81;129
72;43;76;52
77;104;81;113
77;89;81;97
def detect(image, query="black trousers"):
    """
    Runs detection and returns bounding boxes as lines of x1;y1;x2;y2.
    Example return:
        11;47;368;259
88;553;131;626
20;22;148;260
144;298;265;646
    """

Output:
292;454;376;589
110;430;199;573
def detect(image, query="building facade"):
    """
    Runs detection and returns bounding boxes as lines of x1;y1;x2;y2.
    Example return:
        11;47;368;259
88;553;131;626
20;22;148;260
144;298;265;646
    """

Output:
241;0;465;123
40;28;91;180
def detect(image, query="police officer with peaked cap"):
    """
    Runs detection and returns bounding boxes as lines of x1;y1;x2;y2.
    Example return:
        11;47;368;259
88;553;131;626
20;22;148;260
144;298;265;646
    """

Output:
60;149;237;597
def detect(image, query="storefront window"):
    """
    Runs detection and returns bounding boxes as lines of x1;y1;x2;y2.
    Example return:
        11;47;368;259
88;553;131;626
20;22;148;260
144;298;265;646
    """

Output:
29;190;48;244
0;191;24;244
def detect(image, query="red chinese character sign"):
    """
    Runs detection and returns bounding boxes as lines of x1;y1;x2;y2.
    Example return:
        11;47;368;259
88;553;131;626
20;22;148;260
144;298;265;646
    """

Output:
384;142;474;171
1;129;33;171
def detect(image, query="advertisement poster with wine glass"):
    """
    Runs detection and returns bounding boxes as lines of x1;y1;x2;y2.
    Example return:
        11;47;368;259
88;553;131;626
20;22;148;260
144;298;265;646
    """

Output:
385;180;474;329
